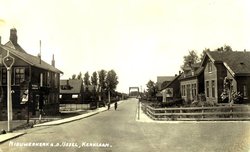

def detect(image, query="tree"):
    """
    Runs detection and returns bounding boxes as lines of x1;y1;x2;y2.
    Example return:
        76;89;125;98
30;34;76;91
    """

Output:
91;71;98;86
181;50;199;70
106;70;119;91
71;74;76;80
77;72;82;80
106;70;119;104
83;72;91;86
146;80;157;98
216;45;233;52
98;70;107;91
98;70;107;101
91;71;98;103
223;45;233;52
200;48;210;61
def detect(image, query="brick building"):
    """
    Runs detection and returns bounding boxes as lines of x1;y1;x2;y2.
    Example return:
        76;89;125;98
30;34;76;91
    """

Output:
0;28;63;120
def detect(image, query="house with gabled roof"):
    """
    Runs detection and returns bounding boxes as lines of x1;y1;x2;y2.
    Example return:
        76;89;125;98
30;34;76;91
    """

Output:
201;50;250;104
160;74;182;102
60;79;84;104
157;76;176;91
0;28;63;120
179;62;204;103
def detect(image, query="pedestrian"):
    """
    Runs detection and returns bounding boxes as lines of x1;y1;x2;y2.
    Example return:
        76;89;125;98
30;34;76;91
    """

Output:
114;102;118;110
107;102;110;110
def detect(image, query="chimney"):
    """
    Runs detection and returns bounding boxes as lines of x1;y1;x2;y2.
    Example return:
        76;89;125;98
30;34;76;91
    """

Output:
244;49;246;52
0;36;1;44
10;28;18;45
179;71;181;75
39;40;41;64
52;54;55;67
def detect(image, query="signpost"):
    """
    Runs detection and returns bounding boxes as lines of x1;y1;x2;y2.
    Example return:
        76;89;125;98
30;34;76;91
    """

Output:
3;51;15;132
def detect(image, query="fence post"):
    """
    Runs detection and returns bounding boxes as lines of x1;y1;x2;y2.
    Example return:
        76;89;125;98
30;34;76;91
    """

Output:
179;107;182;119
230;105;233;118
202;105;204;119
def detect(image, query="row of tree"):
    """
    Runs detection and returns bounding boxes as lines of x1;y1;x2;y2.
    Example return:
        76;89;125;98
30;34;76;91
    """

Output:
70;69;119;103
145;45;233;99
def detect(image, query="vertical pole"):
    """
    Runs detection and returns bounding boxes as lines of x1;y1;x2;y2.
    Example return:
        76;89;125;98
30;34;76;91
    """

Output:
138;100;140;120
108;90;110;104
27;82;30;124
7;68;12;132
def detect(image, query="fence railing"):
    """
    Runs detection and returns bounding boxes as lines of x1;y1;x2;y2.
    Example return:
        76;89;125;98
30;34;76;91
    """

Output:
141;103;250;121
59;104;90;111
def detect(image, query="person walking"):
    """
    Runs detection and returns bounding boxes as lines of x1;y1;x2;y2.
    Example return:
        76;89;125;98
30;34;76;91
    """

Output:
114;102;118;110
107;102;110;110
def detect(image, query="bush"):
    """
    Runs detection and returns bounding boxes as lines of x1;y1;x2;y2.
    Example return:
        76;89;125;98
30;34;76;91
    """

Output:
160;99;184;107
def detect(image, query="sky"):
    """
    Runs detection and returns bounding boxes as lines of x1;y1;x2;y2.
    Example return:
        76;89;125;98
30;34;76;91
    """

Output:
0;0;250;93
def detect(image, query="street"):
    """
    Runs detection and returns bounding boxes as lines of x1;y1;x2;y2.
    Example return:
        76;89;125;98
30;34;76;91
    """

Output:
1;98;250;152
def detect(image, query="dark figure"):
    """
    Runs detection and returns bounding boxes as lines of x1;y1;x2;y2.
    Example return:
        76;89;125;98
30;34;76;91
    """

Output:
107;103;110;110
114;102;118;110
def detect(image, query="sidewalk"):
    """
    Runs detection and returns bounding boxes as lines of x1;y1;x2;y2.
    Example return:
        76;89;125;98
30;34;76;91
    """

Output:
0;100;124;143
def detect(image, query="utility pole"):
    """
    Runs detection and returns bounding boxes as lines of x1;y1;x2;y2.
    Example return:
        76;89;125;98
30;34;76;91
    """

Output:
3;51;15;132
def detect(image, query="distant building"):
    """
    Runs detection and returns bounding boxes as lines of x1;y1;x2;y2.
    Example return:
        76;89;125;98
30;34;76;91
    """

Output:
201;50;250;104
60;79;84;104
161;74;182;102
156;75;179;101
0;28;63;120
157;76;175;91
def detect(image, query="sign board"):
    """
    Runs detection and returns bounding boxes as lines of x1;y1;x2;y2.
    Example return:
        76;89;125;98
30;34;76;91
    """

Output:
3;52;15;68
31;84;39;90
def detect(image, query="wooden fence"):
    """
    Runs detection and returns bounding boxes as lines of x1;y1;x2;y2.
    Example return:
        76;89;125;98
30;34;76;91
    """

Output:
59;104;90;111
141;103;250;121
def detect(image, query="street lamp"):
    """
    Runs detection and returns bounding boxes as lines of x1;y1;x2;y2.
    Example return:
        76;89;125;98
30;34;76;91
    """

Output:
3;51;15;132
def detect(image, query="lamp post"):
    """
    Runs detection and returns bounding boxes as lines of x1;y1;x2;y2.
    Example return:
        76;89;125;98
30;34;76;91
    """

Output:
3;51;15;132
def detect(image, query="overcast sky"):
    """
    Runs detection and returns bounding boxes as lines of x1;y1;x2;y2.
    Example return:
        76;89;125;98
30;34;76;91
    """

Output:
0;0;250;93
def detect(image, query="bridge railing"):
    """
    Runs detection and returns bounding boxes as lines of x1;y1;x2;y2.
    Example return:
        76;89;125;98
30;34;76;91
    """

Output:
141;103;250;121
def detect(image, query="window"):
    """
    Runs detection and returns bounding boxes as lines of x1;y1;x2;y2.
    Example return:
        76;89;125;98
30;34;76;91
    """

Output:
212;80;215;97
193;84;197;97
54;73;58;88
72;94;78;98
15;68;25;85
47;72;51;86
243;85;248;99
208;61;213;73
183;85;186;96
40;73;43;87
181;85;184;96
2;68;7;85
206;81;210;97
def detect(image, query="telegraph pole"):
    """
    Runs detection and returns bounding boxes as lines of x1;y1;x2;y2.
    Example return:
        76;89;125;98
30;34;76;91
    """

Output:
3;51;15;132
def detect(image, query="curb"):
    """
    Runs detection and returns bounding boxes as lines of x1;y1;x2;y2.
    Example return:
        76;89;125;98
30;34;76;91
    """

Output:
34;108;107;127
0;132;26;144
33;100;125;127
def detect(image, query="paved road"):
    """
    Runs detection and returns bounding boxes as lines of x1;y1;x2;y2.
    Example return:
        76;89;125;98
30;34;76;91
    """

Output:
1;98;250;152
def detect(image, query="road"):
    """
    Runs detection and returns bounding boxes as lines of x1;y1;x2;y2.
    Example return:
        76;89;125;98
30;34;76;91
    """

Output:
1;98;250;152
